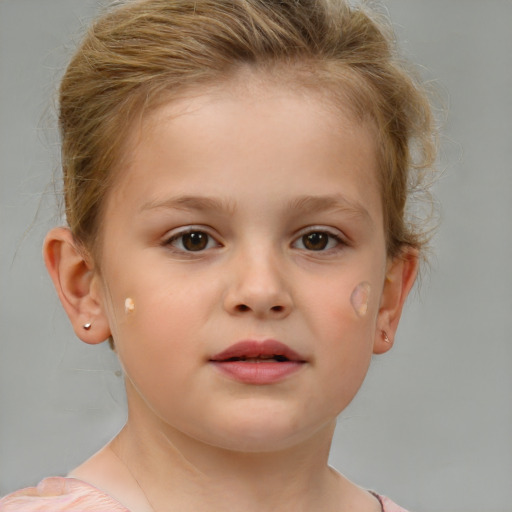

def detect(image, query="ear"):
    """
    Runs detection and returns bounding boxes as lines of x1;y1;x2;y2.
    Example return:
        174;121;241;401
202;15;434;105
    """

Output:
373;247;419;354
43;227;111;344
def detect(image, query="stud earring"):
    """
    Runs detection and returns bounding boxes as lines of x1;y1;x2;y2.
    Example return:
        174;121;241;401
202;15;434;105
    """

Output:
382;330;391;343
83;322;92;330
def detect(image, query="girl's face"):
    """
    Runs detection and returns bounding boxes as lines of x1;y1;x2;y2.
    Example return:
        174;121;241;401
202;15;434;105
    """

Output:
93;84;401;452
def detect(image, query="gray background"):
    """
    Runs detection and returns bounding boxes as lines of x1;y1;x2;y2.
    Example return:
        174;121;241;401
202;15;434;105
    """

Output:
1;1;511;511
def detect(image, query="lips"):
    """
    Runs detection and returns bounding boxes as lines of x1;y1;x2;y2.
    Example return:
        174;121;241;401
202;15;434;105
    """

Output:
210;340;306;384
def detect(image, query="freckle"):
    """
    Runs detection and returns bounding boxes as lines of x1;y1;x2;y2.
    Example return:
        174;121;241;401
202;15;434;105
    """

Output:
350;282;371;318
124;297;135;314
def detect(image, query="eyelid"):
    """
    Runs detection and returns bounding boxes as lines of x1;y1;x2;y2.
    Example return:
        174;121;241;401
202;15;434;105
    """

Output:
294;225;347;240
291;225;348;250
163;225;222;251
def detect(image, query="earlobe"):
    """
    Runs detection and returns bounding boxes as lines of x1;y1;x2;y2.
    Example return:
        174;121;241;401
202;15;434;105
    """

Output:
43;227;111;344
373;247;419;355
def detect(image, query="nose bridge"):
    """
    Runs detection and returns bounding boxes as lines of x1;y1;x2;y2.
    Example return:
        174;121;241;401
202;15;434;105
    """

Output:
224;238;292;317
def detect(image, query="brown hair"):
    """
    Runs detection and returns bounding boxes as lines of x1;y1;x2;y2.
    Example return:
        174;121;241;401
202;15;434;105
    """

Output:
59;0;437;259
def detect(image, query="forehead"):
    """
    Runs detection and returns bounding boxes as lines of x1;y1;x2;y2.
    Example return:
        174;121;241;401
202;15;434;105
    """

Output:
107;79;382;222
122;65;379;156
132;75;378;163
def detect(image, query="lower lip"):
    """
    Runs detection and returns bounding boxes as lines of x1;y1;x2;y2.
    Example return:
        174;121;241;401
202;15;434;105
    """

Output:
210;361;304;384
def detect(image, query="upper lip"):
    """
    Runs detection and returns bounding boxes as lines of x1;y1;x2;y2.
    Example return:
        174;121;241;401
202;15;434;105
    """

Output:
210;340;306;362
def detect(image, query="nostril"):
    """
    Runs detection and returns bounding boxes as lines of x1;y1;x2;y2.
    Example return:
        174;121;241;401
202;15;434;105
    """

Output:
231;303;288;315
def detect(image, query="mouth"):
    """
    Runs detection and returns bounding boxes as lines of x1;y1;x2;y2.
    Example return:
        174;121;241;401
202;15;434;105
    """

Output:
221;355;291;362
210;339;305;363
209;340;306;384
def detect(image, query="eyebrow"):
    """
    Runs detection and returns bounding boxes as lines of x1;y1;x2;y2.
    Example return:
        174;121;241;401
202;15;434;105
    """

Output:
140;193;372;224
287;194;373;224
140;195;236;215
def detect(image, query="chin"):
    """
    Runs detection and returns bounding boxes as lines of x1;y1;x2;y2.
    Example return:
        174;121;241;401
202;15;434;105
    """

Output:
210;433;306;454
197;411;327;454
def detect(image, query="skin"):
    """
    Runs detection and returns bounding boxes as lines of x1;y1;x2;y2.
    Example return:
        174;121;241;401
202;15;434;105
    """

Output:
44;80;418;512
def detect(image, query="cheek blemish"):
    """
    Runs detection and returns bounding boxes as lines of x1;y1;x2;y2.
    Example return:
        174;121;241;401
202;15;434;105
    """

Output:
350;282;371;318
124;297;135;314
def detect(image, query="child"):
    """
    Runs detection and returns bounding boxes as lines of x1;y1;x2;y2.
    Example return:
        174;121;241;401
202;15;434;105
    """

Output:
1;0;436;510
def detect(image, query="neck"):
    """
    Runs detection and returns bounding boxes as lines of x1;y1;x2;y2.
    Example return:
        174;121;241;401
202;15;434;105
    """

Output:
103;382;381;512
111;416;345;512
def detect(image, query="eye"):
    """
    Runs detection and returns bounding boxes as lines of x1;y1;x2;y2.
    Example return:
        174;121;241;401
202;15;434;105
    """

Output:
166;229;219;252
293;230;343;251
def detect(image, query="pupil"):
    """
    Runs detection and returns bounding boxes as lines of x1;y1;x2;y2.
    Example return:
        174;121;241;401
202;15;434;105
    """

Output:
303;232;328;251
183;232;207;251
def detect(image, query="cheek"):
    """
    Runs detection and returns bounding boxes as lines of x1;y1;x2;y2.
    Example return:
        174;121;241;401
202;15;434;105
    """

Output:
307;279;376;391
313;279;374;336
119;286;206;349
111;269;221;369
113;288;204;409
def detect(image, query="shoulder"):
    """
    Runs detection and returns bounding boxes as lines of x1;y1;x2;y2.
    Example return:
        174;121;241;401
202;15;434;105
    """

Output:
376;493;411;512
0;477;129;512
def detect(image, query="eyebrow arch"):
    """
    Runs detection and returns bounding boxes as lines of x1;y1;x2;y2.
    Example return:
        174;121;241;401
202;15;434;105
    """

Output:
287;194;373;224
140;193;372;225
140;195;236;215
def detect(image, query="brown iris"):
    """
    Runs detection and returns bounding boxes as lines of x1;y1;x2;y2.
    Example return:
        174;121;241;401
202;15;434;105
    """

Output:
182;232;209;251
302;232;329;251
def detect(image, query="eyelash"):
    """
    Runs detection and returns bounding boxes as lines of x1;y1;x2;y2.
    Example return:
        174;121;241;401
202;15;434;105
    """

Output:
164;228;221;253
163;227;347;254
291;228;347;252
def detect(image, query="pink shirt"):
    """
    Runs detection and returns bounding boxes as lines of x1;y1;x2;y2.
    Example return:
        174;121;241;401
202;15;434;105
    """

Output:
0;477;409;512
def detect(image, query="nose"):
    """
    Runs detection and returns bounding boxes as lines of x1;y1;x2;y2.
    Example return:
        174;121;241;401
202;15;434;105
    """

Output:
223;249;293;319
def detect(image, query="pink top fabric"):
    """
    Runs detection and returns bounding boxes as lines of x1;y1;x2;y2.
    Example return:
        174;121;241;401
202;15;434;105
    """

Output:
0;477;409;511
0;478;128;512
